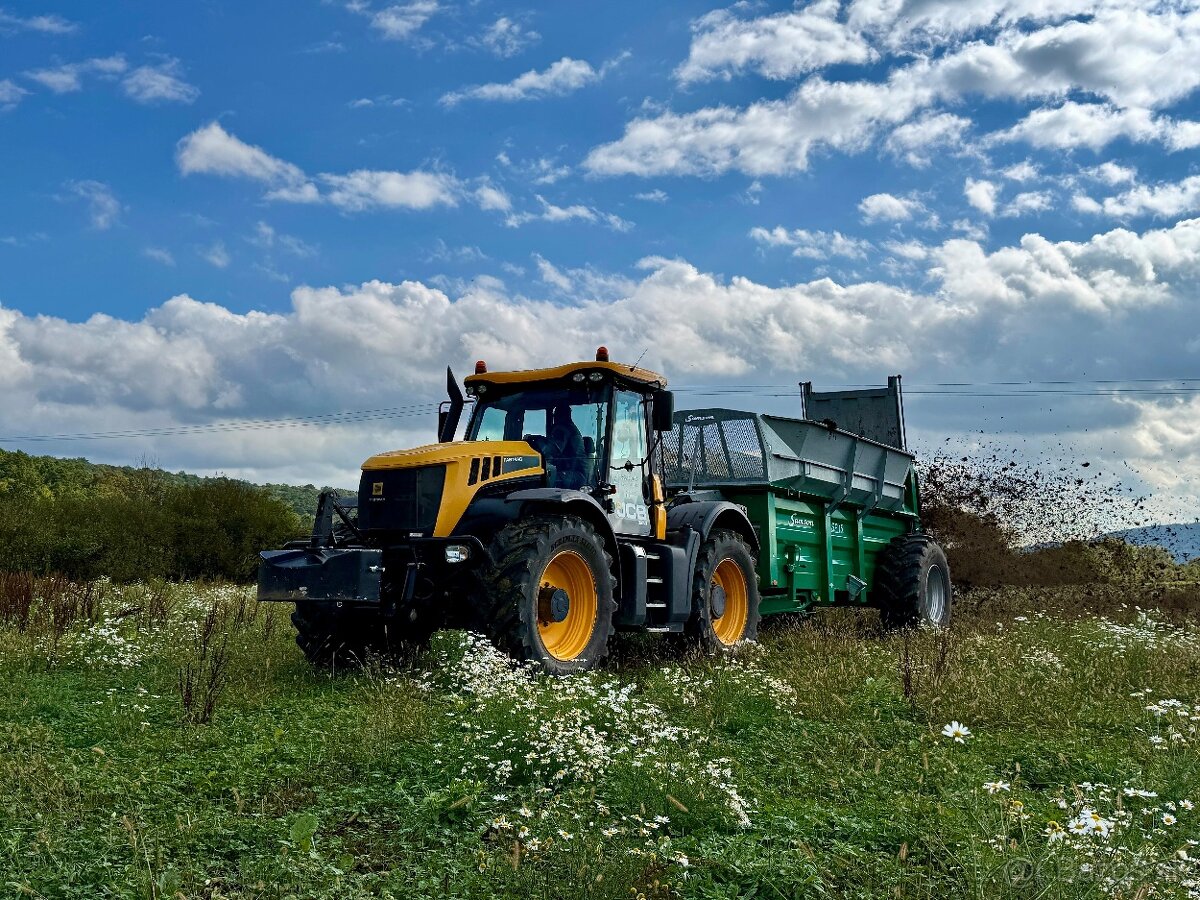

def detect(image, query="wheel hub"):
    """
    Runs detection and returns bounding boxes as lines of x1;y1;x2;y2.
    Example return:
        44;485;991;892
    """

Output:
710;583;727;619
538;585;571;624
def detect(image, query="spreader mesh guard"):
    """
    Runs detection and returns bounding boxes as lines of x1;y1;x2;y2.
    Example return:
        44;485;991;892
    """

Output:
663;408;916;514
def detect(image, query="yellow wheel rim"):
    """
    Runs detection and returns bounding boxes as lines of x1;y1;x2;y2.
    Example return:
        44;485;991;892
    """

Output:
537;550;599;661
711;558;749;646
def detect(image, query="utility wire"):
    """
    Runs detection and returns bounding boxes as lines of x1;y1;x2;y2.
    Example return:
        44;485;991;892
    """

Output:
0;403;439;443
3;378;1197;444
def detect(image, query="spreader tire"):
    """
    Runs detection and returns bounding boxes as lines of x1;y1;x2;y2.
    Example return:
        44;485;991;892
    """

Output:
875;534;953;630
684;529;761;652
482;515;615;674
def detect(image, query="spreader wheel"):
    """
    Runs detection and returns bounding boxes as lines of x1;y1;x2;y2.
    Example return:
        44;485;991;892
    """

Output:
875;534;953;629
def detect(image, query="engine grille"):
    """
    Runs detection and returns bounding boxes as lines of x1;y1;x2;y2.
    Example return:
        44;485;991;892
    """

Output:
358;464;446;534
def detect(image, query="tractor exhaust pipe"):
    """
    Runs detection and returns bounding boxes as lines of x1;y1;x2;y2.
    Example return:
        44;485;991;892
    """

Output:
438;366;465;442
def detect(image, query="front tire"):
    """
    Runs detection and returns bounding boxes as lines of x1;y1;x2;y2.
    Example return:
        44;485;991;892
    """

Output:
875;534;953;629
684;529;761;652
482;515;615;674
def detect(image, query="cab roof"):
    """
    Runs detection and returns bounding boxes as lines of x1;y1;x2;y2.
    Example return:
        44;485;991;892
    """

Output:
464;359;667;391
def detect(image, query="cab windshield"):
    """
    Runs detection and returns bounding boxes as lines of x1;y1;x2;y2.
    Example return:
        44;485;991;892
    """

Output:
466;384;610;490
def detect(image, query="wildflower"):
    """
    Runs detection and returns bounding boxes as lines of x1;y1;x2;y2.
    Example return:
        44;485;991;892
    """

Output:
556;829;572;841
941;721;971;744
491;816;512;831
984;781;1011;794
1045;821;1066;843
1181;799;1194;811
518;806;534;818
1068;808;1114;838
1163;813;1177;826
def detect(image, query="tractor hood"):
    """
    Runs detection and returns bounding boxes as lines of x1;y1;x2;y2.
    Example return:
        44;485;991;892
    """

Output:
360;440;545;537
362;440;539;471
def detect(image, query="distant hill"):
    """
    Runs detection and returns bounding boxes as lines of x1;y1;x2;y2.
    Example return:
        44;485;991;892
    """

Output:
1107;523;1200;563
0;447;349;519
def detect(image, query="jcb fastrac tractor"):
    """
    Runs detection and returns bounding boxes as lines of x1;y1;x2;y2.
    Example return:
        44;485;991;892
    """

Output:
258;349;951;673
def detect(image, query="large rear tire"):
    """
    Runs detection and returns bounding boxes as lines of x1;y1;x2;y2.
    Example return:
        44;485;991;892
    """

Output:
875;534;953;630
683;529;761;652
482;515;615;674
291;603;436;668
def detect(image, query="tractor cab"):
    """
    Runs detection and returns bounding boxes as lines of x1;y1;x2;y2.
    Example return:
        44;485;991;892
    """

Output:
459;348;674;539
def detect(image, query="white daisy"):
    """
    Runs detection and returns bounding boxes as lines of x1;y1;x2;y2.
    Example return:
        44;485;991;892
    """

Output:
942;721;971;744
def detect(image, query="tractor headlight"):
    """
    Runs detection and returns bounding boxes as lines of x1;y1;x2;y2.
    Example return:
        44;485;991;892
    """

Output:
444;544;471;564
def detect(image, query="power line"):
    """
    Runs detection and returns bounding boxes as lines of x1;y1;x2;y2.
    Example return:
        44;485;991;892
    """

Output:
675;388;1200;398
3;378;1197;445
0;403;440;443
674;377;1200;388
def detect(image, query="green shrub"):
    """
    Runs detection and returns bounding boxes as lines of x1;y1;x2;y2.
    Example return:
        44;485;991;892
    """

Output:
0;477;303;583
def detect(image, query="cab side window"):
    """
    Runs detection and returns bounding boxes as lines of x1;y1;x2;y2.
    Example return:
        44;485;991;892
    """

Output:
613;391;648;467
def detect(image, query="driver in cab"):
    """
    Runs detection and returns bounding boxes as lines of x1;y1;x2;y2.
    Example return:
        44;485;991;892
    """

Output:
544;404;587;489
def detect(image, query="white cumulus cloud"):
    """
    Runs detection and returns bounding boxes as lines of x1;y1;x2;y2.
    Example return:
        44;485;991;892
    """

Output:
320;169;460;211
750;226;872;260
859;192;925;223
997;101;1200;152
478;16;539;58
3;219;1200;500
121;59;200;105
175;122;472;213
25;55;127;93
0;78;26;109
588;4;1200;177
1093;175;1200;219
177;122;308;186
64;180;121;230
0;10;78;34
964;178;999;216
675;0;874;84
885;112;972;167
505;196;631;232
369;1;440;40
441;55;622;106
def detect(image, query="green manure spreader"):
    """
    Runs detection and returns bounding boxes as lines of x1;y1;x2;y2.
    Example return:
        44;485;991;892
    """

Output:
258;352;950;673
662;378;949;629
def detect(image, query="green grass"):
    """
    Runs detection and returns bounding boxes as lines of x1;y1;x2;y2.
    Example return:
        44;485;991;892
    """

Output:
2;581;1199;899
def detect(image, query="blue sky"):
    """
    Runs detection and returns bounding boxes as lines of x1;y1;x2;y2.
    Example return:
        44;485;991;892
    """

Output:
2;1;1200;524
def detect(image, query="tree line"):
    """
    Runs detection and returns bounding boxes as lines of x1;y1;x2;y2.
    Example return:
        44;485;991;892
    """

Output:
0;449;313;582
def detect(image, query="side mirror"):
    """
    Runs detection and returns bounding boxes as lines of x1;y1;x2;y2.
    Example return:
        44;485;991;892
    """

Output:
652;390;675;432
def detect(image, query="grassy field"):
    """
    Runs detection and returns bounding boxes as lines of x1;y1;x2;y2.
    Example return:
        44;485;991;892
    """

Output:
2;579;1199;899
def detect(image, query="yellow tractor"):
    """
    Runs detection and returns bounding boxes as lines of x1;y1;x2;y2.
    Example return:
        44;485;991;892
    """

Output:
258;348;762;673
259;350;947;672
